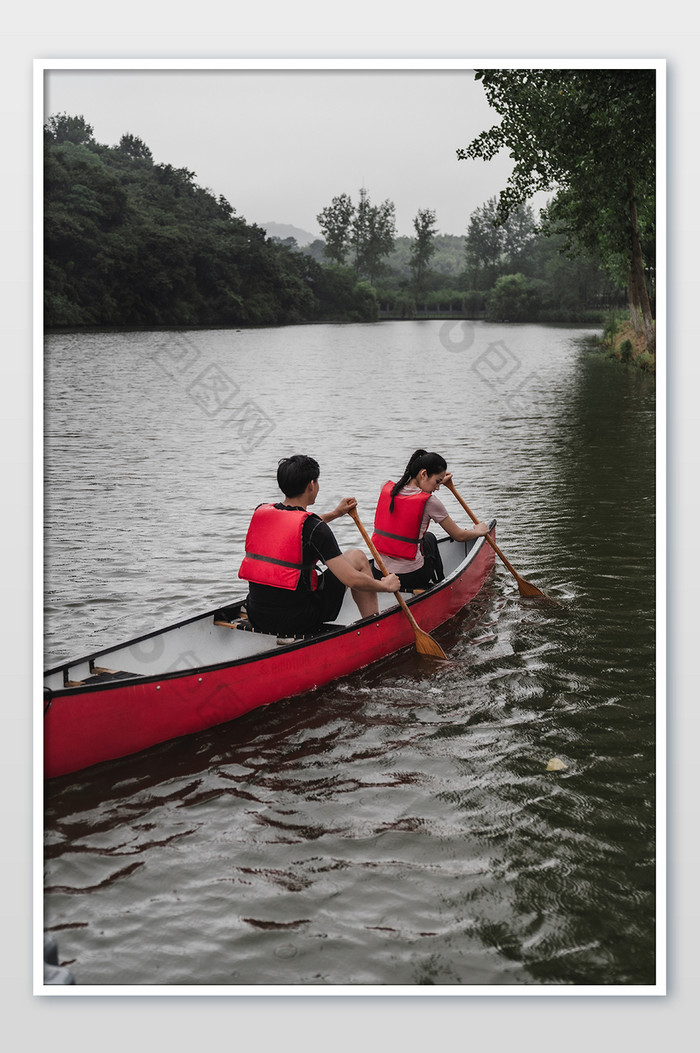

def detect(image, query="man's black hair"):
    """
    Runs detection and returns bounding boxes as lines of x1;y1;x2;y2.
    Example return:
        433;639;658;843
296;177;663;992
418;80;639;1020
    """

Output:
277;454;320;498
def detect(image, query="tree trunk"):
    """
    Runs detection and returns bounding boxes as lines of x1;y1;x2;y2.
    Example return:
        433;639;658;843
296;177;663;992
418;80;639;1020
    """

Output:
628;266;643;338
627;177;655;354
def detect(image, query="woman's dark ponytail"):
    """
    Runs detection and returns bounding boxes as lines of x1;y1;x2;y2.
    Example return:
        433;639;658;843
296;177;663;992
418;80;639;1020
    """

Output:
389;449;447;511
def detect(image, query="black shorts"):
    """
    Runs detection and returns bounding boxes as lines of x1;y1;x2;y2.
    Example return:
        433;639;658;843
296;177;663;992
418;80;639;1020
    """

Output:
313;567;347;624
246;568;346;635
372;531;445;590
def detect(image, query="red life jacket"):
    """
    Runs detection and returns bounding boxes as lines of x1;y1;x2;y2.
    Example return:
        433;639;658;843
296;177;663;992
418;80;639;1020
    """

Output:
238;504;319;591
371;480;431;559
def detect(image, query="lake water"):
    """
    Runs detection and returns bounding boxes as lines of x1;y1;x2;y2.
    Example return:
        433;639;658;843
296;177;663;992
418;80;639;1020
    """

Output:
42;320;658;990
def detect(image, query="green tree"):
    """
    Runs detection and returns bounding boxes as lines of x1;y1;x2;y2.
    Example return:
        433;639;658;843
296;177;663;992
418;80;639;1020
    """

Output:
486;273;547;322
44;113;95;146
409;208;438;294
316;192;354;265
458;68;656;351
463;198;536;289
351;188;396;283
463;198;506;289
501;202;537;271
117;133;153;162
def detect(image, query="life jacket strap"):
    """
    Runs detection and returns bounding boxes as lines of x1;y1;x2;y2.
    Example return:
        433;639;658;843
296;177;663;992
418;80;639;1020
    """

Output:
244;551;307;571
372;526;422;545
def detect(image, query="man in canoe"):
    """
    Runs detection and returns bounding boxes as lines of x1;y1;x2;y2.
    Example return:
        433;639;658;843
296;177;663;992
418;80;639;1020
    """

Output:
238;454;401;635
371;448;490;591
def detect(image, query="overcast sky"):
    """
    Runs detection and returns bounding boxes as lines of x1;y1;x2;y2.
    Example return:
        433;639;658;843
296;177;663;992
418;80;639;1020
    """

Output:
44;65;522;240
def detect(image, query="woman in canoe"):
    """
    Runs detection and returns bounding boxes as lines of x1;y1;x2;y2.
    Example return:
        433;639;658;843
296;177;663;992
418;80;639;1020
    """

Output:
371;448;490;590
239;454;401;635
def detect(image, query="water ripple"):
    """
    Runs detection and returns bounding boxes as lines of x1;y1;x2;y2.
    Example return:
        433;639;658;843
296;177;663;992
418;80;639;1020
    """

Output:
43;324;656;987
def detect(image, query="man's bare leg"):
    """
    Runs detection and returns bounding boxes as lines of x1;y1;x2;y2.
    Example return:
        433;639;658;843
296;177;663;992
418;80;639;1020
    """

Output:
342;548;380;618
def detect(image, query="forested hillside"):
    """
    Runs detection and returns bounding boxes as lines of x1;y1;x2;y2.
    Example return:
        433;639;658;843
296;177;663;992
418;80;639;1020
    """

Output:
45;113;627;330
44;115;378;328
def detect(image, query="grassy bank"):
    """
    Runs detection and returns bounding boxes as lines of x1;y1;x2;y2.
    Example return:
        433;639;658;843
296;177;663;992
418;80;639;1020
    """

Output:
602;318;656;373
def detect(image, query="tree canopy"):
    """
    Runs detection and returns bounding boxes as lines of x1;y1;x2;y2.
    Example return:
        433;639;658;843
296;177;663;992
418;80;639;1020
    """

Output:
458;69;656;350
409;208;438;294
463;198;537;290
317;188;396;283
44;110;627;331
44;115;379;328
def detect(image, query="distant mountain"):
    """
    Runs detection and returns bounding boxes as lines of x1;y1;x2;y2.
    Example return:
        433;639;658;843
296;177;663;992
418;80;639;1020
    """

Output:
262;222;319;247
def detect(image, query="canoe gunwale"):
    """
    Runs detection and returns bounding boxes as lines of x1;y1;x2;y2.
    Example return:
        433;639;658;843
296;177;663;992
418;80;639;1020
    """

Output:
44;528;494;699
44;525;497;777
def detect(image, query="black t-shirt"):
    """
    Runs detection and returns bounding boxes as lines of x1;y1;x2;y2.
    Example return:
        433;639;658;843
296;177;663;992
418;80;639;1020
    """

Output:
245;504;342;630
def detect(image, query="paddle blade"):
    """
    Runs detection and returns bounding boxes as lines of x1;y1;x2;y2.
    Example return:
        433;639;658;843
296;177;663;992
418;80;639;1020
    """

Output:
414;628;448;659
515;575;547;598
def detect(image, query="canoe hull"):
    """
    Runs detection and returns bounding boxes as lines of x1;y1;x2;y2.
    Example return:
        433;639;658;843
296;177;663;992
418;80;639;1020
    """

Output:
44;531;495;778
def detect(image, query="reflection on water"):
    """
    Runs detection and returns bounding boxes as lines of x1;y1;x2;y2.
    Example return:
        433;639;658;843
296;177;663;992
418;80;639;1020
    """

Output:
43;322;656;988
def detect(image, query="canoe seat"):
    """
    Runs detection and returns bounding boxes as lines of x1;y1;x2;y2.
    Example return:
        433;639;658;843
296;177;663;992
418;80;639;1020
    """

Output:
275;623;345;645
214;611;345;644
65;666;144;687
213;606;257;632
214;615;256;632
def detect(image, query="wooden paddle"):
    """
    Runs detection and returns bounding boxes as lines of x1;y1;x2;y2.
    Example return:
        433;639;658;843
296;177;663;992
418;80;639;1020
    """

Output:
347;506;448;659
442;478;546;599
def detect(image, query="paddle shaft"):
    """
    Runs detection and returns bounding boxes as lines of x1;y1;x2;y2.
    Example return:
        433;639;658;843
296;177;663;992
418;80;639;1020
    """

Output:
348;509;420;625
444;480;518;575
347;507;447;658
443;479;545;598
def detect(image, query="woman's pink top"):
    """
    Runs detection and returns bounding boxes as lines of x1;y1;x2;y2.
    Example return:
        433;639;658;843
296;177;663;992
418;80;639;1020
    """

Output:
379;486;449;574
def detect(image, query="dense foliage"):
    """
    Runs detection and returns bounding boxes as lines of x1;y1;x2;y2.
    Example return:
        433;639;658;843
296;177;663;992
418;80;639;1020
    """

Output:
45;111;626;331
44;115;378;328
458;69;656;349
316;188;397;282
409;208;438;294
374;202;619;323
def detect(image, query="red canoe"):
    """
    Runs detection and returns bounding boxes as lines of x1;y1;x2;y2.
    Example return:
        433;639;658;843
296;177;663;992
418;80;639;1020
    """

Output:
43;528;496;778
